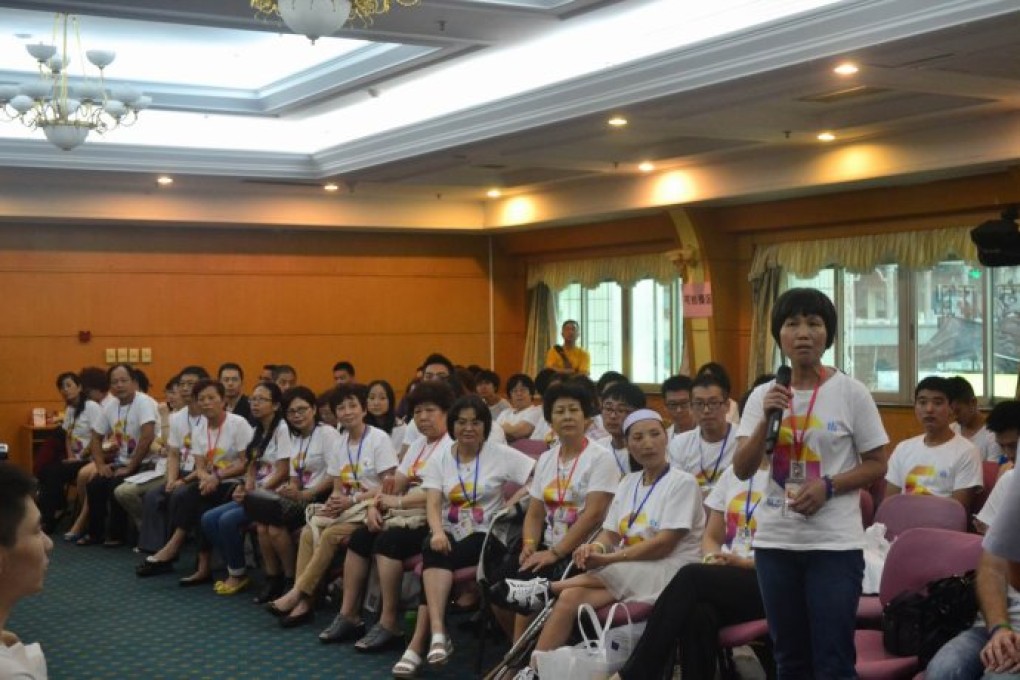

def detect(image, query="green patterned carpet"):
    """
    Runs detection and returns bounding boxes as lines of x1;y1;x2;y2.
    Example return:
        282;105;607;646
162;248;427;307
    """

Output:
9;540;505;679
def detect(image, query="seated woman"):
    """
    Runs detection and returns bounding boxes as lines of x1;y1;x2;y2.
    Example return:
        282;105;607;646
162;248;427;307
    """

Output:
269;383;397;628
392;394;535;678
495;374;544;442
365;379;407;454
62;367;114;543
0;463;53;680
201;381;294;596
136;379;253;585
319;381;454;649
38;371;102;534
492;380;618;642
612;456;771;680
508;409;705;680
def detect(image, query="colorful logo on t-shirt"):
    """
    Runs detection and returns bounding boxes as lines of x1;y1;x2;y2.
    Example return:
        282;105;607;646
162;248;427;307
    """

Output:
113;419;136;455
447;483;485;524
338;463;362;494
724;490;762;546
542;479;580;528
905;465;936;495
771;414;824;488
617;510;660;546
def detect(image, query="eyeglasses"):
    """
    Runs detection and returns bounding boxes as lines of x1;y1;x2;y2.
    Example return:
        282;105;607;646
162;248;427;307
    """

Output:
286;406;312;417
665;400;691;411
601;405;636;417
692;399;726;412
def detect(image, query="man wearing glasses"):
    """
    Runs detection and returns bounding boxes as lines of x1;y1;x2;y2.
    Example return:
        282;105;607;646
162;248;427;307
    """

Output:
668;373;735;495
595;381;647;476
662;375;696;441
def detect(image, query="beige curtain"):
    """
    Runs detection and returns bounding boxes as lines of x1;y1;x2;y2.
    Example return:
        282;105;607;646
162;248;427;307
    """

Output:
522;283;556;374
747;260;783;386
527;252;676;292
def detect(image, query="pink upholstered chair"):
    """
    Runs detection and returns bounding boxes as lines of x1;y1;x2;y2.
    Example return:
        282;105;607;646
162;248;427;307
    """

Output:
719;618;773;680
511;438;549;460
972;460;1003;514
860;488;876;528
854;527;982;679
872;493;967;541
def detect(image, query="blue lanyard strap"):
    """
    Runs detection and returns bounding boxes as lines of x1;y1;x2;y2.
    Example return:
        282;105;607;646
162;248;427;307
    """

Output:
743;474;761;527
699;425;730;484
627;467;669;531
346;430;367;489
612;445;627;474
455;444;482;506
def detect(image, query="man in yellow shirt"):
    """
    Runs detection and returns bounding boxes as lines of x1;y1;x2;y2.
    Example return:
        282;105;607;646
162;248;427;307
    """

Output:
544;320;591;376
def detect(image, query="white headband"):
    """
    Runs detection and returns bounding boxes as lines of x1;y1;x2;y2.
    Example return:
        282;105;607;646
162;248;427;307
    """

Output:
623;408;663;435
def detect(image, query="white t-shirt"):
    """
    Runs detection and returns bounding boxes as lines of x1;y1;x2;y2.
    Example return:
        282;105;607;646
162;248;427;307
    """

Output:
595;435;631;478
167;408;205;473
736;370;889;551
530;418;553;445
254;419;295;485
886;432;983;497
420;442;535;537
0;642;46;680
327;425;398;495
388;423;408;455
191;412;254;473
976;468;1015;529
63;400;103;460
528;439;619;546
399;434;453;487
402;419;421;447
93;392;161;466
705;466;772;550
290;424;342;490
496;405;544;438
951;422;1004;462
668;425;737;491
603;467;704;566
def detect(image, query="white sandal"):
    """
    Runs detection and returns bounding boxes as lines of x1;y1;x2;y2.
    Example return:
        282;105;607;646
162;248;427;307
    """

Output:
426;633;454;665
392;649;422;678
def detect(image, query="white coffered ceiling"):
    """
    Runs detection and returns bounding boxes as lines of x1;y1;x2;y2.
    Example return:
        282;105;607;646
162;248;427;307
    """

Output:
0;0;1019;231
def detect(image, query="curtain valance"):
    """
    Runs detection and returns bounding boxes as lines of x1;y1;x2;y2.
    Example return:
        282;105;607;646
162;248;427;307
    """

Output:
527;252;677;292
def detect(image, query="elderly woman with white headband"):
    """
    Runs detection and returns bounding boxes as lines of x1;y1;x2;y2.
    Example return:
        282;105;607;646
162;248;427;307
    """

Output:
506;409;706;680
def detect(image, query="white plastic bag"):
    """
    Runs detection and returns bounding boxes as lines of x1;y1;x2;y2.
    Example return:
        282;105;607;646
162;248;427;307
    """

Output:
534;602;645;679
862;522;890;594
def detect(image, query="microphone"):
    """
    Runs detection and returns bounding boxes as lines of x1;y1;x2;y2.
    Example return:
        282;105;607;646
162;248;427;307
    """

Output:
764;365;792;455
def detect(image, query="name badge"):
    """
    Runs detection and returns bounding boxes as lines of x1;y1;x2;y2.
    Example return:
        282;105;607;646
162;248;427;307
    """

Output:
731;526;753;558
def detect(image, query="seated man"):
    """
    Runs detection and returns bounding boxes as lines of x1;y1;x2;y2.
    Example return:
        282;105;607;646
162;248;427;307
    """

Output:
475;369;510;420
986;400;1020;471
661;374;695;441
885;376;983;509
926;472;1020;680
949;376;1003;462
595;381;647;476
668;373;735;495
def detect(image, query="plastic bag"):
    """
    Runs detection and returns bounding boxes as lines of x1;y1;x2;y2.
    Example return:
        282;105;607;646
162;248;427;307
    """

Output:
534;602;645;679
863;522;890;594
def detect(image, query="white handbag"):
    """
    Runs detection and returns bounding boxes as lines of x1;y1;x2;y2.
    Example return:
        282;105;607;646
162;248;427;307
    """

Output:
533;602;645;680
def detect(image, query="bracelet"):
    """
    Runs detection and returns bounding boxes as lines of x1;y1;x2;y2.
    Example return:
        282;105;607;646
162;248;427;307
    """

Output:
822;475;834;500
523;538;538;545
989;622;1013;635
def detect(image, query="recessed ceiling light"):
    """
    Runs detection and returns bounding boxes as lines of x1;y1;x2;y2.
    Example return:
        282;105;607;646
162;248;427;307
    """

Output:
487;188;502;199
817;131;836;142
638;161;655;173
156;176;173;186
607;116;628;128
324;182;339;192
833;62;859;76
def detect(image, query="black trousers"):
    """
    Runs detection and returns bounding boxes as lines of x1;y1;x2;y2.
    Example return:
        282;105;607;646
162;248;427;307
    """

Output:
618;563;766;680
37;459;87;530
167;481;233;551
86;474;128;543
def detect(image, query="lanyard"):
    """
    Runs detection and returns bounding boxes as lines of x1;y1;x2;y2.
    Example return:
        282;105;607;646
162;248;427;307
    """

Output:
698;425;730;484
455;444;482;507
553;438;589;508
627;466;669;531
293;427;315;484
744;474;761;527
116;401;134;452
345;429;367;490
205;414;225;467
410;437;443;481
611;444;627;474
787;379;823;464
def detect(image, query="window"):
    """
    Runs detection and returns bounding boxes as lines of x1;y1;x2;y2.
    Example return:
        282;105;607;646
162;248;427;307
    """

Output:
783;261;1019;402
555;279;682;384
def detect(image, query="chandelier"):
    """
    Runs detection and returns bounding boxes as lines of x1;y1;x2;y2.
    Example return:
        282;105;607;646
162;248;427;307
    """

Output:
252;0;421;43
0;14;150;151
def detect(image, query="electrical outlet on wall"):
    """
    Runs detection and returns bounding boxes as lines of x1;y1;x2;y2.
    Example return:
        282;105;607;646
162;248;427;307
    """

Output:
128;348;140;362
105;348;116;363
141;348;152;363
116;347;128;362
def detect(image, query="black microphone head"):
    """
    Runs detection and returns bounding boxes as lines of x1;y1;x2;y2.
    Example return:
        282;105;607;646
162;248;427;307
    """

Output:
775;365;792;387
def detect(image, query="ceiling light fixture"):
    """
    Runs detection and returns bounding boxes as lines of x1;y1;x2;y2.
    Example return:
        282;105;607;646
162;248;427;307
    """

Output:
638;161;655;173
817;131;836;142
607;116;628;127
324;182;340;192
486;188;502;199
156;176;173;186
0;14;150;151
833;62;859;76
251;0;422;43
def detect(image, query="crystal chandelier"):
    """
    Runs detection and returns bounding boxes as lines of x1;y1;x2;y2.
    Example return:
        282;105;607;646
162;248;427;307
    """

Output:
0;14;150;151
252;0;421;43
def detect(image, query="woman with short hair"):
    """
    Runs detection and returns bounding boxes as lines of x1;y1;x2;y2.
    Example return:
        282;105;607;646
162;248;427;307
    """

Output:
496;374;543;442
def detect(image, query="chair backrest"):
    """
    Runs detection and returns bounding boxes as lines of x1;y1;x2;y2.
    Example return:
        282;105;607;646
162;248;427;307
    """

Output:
511;438;549;460
859;489;875;529
878;527;983;605
873;493;968;540
973;461;1002;514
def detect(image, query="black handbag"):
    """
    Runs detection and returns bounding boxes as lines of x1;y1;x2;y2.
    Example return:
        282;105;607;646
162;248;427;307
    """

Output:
882;571;978;667
242;488;285;525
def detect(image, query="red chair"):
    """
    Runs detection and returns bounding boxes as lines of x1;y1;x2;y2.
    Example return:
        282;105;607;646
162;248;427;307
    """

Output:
718;618;774;680
971;461;1002;514
854;527;983;679
860;489;876;529
872;493;967;541
511;439;549;460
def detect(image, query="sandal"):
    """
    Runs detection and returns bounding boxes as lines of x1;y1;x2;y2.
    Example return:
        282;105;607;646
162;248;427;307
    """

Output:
426;633;453;665
392;649;423;678
355;622;405;653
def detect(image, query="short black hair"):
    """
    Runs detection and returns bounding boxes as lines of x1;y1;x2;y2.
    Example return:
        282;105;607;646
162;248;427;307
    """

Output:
407;380;455;413
218;362;244;379
534;368;560;396
695;362;732;396
133;368;150;393
107;363;135;384
475;369;501;390
273;364;297;380
770;287;838;350
329;383;369;412
914;376;952;400
661;374;693;396
447;394;493;440
946;376;976;402
422;353;455;375
565;375;599;412
596;371;628;396
543;381;597;422
179;365;210;381
56;371;80;390
692;373;729;398
332;361;355;376
0;463;36;548
165;376;179;391
317;388;337;408
192;378;226;401
80;366;109;394
262;364;277;373
602;381;646;409
506;373;536;396
562;319;579;330
987;400;1020;434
